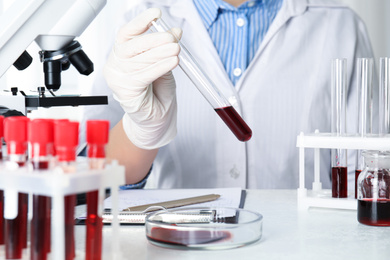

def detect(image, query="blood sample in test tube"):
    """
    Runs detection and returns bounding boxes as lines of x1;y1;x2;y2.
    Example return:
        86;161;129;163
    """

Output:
3;116;29;259
150;18;252;142
29;119;54;260
85;120;109;260
0;115;4;246
330;59;348;198
54;121;79;260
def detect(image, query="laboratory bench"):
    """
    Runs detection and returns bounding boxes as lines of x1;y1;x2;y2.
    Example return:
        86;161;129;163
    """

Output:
75;189;390;260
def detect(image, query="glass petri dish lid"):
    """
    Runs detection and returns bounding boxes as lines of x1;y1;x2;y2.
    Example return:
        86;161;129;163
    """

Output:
145;207;263;250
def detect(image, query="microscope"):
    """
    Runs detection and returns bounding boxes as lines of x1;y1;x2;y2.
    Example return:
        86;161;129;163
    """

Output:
0;0;108;115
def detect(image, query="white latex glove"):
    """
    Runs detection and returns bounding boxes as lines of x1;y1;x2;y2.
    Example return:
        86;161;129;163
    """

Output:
103;8;181;149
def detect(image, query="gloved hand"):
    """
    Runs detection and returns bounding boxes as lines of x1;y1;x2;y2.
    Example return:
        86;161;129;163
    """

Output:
103;8;182;149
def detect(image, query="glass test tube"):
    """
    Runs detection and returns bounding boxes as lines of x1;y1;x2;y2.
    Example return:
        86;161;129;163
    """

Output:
355;58;373;199
29;119;54;260
150;18;252;142
331;59;348;198
85;120;109;260
3;116;29;259
379;57;390;136
54;121;79;260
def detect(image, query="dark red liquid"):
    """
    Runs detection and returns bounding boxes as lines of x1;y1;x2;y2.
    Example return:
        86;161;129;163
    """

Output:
215;106;252;142
32;161;49;170
86;190;102;260
355;170;362;199
0;190;4;245
332;166;348;198
147;227;231;246
31;195;49;260
65;194;76;260
31;160;51;260
5;193;28;259
358;199;390;226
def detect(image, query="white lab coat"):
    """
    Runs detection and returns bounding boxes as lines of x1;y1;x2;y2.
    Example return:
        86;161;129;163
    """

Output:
81;0;376;189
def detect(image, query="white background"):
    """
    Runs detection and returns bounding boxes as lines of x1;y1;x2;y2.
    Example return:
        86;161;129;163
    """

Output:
0;0;389;120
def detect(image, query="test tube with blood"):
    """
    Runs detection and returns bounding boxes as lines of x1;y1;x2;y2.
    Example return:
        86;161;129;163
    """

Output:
355;58;373;199
54;121;79;260
85;120;109;260
29;119;54;260
330;59;348;198
3;116;29;259
150;18;252;142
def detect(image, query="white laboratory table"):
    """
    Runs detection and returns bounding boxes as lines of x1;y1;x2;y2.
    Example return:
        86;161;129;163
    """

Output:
75;190;390;260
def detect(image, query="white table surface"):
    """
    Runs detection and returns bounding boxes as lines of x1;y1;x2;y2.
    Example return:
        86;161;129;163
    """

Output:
75;189;390;260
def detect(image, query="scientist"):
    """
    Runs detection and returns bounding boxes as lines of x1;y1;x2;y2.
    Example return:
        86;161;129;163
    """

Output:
81;0;375;189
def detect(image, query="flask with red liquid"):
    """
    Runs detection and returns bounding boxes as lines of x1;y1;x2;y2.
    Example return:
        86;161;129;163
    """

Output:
29;119;54;260
357;151;390;226
54;121;79;260
0;115;4;246
3;116;29;259
85;120;109;260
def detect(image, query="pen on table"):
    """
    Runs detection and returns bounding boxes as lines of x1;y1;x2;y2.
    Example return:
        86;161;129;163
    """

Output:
122;193;221;212
102;194;221;224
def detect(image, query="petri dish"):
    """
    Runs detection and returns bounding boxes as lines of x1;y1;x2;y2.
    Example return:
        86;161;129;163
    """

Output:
145;207;263;250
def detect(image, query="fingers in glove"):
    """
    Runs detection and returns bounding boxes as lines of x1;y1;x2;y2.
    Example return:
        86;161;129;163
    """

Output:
113;43;180;72
116;8;162;44
115;31;177;59
133;56;179;86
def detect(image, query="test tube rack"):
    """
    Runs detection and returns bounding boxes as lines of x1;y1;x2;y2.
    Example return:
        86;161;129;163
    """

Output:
0;160;125;260
296;131;390;210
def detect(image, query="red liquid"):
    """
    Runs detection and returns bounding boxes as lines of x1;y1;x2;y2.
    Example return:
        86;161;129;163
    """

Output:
0;190;4;245
31;161;51;260
215;106;252;142
332;166;348;198
5;193;28;259
147;227;231;246
358;199;390;226
65;195;76;260
355;170;362;199
86;190;102;260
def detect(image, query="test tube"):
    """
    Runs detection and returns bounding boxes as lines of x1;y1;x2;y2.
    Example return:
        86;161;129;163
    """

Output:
85;120;109;260
3;116;29;259
331;59;348;198
0;115;4;246
54;121;79;260
29;119;54;260
379;57;390;136
150;18;252;142
355;58;373;198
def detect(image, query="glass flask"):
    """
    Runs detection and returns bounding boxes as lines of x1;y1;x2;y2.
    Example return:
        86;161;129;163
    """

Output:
357;151;390;226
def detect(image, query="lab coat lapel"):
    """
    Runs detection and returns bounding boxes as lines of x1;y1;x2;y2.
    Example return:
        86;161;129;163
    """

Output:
237;0;308;88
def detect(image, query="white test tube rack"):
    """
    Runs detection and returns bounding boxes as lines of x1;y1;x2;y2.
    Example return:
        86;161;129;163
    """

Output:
296;130;390;210
0;160;125;260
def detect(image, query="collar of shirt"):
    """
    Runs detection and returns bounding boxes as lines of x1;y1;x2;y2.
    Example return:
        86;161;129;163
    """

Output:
193;0;268;29
193;0;283;85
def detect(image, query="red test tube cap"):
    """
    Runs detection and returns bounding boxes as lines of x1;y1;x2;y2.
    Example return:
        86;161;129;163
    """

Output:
28;119;54;157
86;120;109;158
4;116;29;154
54;121;79;161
